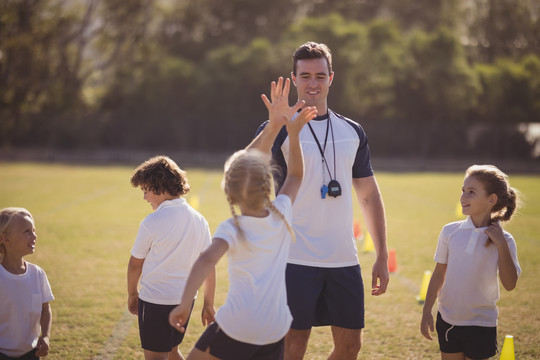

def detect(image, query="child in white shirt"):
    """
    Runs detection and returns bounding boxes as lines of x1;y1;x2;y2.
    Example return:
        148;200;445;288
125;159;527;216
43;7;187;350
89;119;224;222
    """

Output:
421;165;521;360
0;207;54;359
128;155;215;360
169;77;317;360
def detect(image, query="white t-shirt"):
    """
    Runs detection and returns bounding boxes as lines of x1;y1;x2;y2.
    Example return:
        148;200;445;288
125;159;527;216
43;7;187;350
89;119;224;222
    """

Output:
131;198;211;305
0;262;54;357
434;217;521;326
214;194;293;345
278;111;373;267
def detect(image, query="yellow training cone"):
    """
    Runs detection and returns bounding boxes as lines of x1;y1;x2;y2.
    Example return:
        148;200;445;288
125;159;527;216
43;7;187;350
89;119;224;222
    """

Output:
417;270;431;304
189;195;200;210
455;201;464;219
499;335;515;360
363;231;374;253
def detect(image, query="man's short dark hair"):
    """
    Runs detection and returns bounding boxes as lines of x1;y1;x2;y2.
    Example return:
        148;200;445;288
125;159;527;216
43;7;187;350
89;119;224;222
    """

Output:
292;42;333;76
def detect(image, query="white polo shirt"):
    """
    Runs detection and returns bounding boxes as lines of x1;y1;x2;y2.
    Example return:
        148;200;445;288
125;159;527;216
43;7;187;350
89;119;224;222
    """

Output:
0;262;54;357
434;217;521;326
213;194;293;345
131;198;211;305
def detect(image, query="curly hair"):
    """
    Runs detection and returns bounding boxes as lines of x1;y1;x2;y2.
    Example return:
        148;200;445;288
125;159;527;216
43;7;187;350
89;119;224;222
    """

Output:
130;155;190;196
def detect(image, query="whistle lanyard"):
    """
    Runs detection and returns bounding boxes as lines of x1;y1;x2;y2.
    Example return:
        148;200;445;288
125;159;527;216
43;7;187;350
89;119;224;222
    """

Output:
307;114;337;184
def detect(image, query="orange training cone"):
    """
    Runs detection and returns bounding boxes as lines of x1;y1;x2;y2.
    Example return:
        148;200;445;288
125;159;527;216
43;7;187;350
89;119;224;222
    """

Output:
417;270;431;304
499;335;515;360
353;220;364;240
388;248;398;273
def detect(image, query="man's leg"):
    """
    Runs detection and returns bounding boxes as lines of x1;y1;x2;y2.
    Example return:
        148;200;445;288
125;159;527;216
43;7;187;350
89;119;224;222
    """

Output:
327;326;362;360
284;328;311;360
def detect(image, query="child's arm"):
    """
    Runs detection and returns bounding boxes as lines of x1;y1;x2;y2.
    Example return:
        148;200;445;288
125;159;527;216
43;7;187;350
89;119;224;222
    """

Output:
35;302;52;357
127;256;144;315
201;263;216;326
246;77;306;153
485;223;519;291
169;238;228;332
420;263;447;340
278;106;317;203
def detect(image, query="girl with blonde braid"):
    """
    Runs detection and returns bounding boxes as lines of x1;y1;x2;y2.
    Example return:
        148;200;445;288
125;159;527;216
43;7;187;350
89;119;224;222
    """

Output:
169;77;317;360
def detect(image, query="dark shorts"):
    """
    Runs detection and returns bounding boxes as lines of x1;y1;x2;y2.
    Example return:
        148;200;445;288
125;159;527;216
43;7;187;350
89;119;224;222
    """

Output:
0;349;38;360
194;322;284;360
286;263;365;330
138;298;194;352
436;312;497;359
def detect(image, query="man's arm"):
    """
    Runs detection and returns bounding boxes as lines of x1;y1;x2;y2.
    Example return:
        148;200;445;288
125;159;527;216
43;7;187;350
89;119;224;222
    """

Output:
353;176;389;296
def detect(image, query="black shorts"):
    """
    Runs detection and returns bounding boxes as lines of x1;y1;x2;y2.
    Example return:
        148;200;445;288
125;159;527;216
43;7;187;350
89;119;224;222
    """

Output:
138;299;194;352
194;322;284;360
285;264;365;330
436;312;497;359
0;349;38;360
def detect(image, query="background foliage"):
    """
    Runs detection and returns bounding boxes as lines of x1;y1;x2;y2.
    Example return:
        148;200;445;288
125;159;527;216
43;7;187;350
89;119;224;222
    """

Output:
1;0;540;158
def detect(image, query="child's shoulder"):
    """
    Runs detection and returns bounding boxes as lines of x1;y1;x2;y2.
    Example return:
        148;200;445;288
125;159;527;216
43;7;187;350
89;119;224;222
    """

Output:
440;220;466;234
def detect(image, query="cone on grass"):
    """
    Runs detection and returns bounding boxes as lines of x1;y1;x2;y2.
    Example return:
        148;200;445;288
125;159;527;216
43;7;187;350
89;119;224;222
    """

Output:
499;335;515;360
189;195;200;210
417;270;431;304
388;248;398;273
455;201;464;219
353;220;364;240
363;231;374;253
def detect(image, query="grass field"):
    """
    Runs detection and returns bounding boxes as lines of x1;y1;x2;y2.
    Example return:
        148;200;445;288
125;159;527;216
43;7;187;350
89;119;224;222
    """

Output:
0;162;539;359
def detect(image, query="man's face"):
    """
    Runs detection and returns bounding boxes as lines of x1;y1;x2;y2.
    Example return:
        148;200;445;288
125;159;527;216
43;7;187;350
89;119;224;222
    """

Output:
292;57;334;114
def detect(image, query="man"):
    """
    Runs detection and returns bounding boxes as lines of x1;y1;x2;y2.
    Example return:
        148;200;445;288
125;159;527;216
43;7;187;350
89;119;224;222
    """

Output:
249;41;389;360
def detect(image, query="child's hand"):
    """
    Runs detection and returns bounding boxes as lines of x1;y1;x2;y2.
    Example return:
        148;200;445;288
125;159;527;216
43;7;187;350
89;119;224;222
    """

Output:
484;222;505;247
284;106;317;136
35;335;50;357
261;77;307;129
420;311;434;340
127;294;139;315
169;302;191;333
201;304;216;326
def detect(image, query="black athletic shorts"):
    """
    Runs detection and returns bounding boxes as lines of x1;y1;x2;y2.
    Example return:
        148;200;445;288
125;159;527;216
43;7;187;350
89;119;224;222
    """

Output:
286;264;365;330
436;312;498;359
138;298;194;352
195;322;284;360
0;349;38;360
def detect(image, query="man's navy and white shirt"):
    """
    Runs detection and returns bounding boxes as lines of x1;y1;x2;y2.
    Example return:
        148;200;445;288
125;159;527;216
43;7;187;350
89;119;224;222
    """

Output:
256;109;373;267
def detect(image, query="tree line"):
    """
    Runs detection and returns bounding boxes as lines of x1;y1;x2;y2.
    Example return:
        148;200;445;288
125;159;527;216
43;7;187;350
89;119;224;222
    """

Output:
1;0;539;159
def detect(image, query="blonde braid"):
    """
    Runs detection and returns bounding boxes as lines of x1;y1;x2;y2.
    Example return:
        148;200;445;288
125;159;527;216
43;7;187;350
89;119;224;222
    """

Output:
227;197;248;245
266;198;296;243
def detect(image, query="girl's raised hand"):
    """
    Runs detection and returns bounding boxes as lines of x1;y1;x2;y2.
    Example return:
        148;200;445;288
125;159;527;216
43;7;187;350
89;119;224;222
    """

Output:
261;77;307;129
284;106;317;135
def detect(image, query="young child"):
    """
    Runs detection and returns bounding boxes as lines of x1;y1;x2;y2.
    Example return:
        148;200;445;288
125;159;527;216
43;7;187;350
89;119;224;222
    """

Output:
0;207;54;360
421;165;522;360
168;77;317;360
127;155;216;360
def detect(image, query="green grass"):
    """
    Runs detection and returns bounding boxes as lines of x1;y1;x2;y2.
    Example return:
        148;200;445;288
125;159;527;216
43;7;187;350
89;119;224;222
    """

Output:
1;162;539;359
